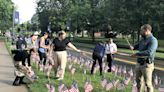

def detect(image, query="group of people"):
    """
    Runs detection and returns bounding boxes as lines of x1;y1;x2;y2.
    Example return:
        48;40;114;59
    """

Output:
11;24;158;92
91;38;117;76
12;30;81;86
91;24;158;92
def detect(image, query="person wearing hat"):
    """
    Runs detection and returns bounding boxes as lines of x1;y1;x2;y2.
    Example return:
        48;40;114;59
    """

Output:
105;38;117;72
28;31;40;49
52;30;81;80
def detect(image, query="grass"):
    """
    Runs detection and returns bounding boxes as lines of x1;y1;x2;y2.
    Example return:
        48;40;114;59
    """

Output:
4;37;159;92
3;37;133;92
27;61;133;92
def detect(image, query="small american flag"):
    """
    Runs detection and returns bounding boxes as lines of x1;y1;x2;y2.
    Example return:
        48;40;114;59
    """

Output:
84;81;93;92
73;58;78;64
154;74;158;86
123;66;127;74
114;66;118;76
69;81;79;92
45;81;55;92
117;83;125;90
57;67;63;78
118;66;122;74
71;68;76;75
113;79;119;87
128;68;133;77
111;65;116;72
158;87;164;92
124;77;130;85
105;82;113;91
26;70;36;82
89;62;93;70
132;80;137;92
101;79;107;88
68;64;72;70
58;82;64;92
62;86;69;92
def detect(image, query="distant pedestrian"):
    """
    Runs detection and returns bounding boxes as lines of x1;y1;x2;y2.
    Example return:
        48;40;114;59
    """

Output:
130;24;158;92
105;38;117;72
91;41;105;76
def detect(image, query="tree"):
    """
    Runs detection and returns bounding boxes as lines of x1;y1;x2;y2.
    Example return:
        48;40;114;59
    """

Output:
0;0;14;31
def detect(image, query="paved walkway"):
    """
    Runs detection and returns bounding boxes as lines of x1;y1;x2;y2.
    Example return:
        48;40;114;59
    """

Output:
0;41;28;92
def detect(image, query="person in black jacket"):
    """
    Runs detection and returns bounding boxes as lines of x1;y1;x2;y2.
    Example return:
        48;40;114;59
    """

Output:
91;42;106;76
16;35;27;50
12;48;35;86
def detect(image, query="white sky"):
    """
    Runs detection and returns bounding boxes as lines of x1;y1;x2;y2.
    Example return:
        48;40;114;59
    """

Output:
12;0;37;23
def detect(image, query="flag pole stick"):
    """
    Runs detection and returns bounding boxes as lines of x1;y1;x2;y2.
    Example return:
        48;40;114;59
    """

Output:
125;37;134;54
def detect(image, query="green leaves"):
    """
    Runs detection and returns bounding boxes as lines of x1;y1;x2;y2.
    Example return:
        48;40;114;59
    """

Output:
0;0;14;31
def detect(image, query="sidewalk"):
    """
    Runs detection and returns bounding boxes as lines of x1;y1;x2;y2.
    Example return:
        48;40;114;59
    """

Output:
0;41;27;92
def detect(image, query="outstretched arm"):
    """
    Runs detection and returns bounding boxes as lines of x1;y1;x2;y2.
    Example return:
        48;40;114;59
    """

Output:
67;42;81;52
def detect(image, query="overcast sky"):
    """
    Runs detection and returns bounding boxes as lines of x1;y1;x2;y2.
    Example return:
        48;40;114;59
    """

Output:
12;0;37;23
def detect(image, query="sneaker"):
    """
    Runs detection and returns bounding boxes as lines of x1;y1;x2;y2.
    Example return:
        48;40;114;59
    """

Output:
108;69;111;72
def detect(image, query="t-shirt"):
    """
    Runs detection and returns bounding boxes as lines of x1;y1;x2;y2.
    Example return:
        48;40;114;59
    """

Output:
52;38;70;51
105;43;117;54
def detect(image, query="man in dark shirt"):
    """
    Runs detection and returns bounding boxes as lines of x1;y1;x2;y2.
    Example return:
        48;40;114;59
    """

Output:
130;24;158;92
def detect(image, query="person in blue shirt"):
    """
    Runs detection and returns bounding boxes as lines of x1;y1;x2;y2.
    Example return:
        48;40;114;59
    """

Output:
91;41;106;76
130;24;158;92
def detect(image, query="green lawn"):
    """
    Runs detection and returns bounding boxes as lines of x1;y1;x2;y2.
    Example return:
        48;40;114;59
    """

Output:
4;38;159;92
27;62;133;92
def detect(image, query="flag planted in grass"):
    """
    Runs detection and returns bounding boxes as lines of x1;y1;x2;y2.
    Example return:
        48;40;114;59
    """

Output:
101;78;107;88
124;77;131;85
58;81;65;92
84;81;93;92
105;82;113;91
117;82;125;91
132;80;137;92
69;80;79;92
45;81;55;92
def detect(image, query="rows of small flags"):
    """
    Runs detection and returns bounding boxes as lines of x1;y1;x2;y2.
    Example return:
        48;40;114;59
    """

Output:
9;42;164;92
66;52;164;92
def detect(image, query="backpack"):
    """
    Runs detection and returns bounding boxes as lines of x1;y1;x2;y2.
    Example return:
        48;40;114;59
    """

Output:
93;43;105;58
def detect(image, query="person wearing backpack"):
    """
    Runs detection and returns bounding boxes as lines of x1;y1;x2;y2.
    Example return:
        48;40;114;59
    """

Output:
91;41;106;76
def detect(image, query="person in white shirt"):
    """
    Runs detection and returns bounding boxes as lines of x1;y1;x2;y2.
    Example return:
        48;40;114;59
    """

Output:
105;38;117;72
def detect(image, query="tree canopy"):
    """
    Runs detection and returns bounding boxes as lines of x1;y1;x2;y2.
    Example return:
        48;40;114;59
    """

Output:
0;0;14;31
36;0;164;39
